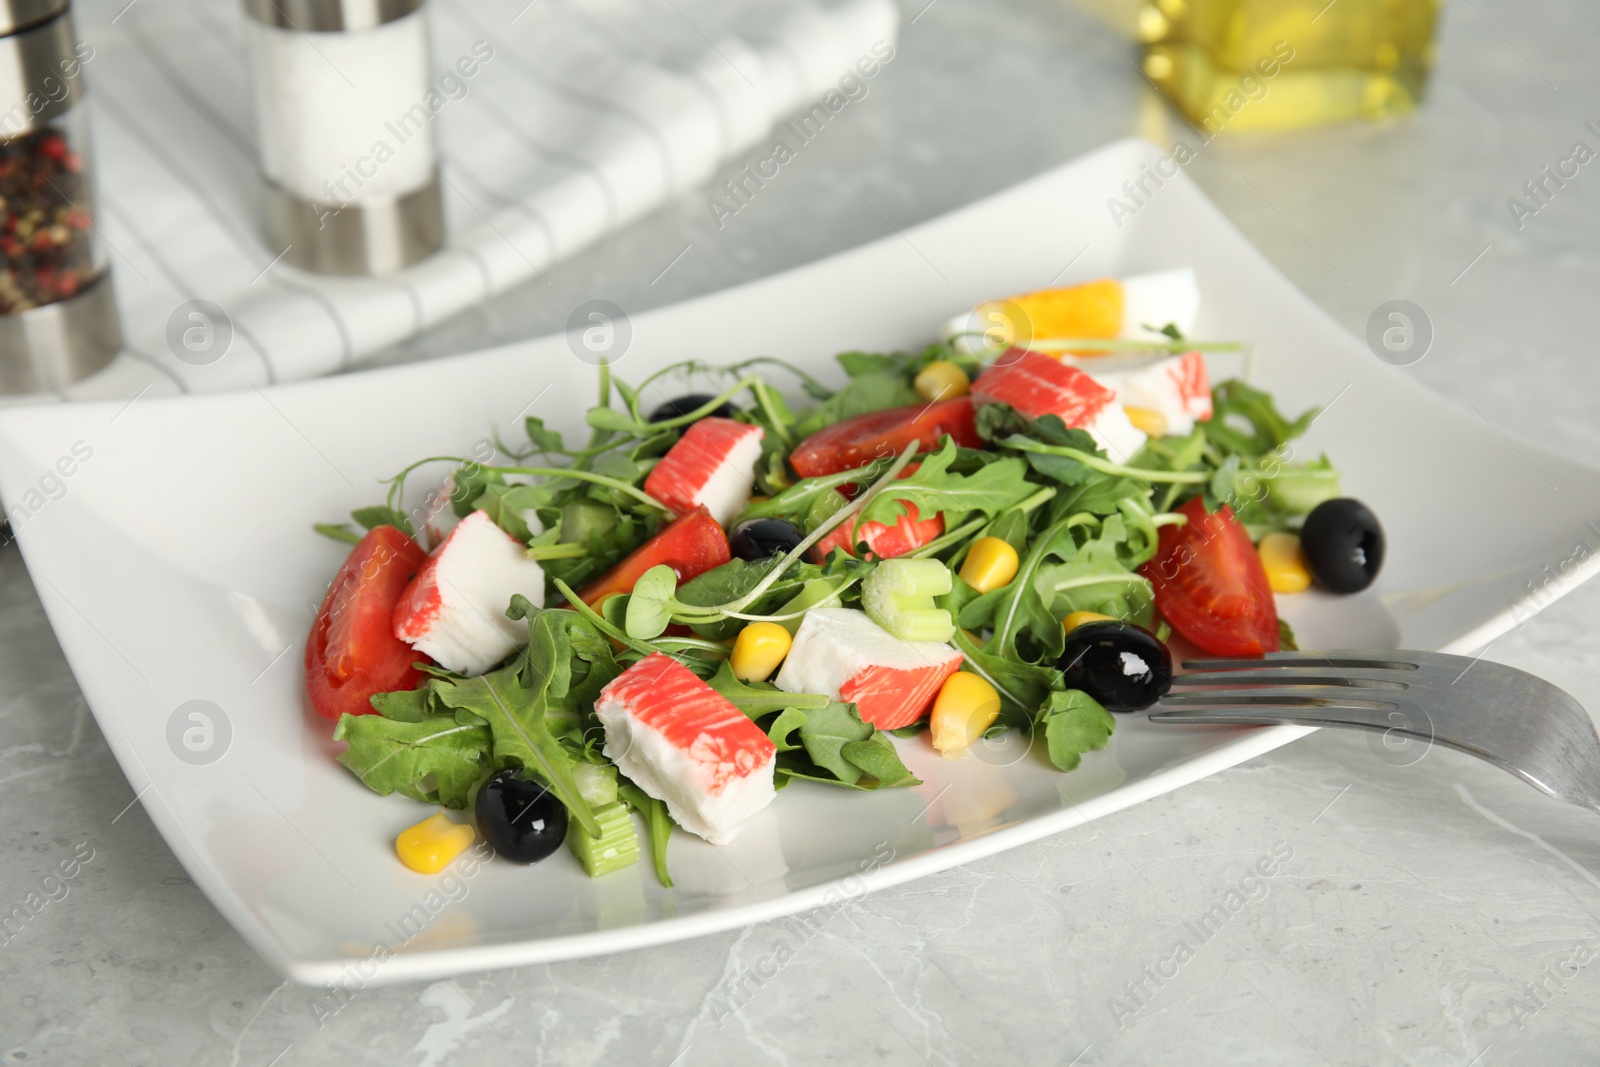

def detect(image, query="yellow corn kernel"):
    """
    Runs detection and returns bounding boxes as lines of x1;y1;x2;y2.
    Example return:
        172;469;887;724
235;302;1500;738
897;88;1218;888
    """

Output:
913;360;971;403
959;537;1020;594
1063;610;1115;633
931;672;1003;759
1258;532;1312;594
1124;405;1168;438
396;812;475;875
731;621;793;683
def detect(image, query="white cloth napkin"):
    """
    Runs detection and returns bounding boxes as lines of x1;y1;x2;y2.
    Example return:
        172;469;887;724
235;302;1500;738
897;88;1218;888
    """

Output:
57;0;899;400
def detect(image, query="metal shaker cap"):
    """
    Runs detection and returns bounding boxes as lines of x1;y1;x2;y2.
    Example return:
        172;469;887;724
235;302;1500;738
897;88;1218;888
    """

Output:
241;0;424;32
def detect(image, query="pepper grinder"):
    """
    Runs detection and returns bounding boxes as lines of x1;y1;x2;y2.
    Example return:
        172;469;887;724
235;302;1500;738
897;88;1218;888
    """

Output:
0;0;121;395
241;0;445;275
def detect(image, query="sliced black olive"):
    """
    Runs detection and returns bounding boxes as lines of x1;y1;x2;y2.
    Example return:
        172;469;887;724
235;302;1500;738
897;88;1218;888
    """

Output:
475;768;568;864
729;518;805;561
1299;498;1384;594
1058;621;1173;712
648;393;740;424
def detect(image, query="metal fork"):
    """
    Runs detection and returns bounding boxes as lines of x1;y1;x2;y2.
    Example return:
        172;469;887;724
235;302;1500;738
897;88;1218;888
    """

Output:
1148;651;1600;815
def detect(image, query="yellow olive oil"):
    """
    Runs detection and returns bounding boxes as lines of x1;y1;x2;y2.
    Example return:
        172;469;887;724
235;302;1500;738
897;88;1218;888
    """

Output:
1139;0;1441;131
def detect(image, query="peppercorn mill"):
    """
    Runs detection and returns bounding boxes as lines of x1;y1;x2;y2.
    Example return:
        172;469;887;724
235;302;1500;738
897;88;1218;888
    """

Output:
0;0;121;394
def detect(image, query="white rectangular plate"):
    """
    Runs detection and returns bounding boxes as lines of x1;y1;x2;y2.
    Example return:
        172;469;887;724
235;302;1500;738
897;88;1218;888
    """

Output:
4;138;1598;985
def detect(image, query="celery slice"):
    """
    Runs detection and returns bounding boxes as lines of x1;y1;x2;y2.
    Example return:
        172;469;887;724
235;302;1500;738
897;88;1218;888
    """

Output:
568;801;640;878
773;578;842;635
574;761;618;807
863;558;956;643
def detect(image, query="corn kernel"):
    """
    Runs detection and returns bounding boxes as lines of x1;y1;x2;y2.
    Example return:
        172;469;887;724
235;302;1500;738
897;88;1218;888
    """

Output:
396;812;475;874
913;360;971;403
1124;405;1168;438
1063;610;1115;633
1258;532;1312;594
931;672;1003;759
731;621;793;682
959;537;1020;594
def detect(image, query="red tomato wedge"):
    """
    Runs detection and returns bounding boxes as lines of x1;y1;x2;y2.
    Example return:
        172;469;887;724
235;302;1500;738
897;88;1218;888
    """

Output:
305;525;431;721
1140;497;1280;657
789;397;981;478
579;505;731;606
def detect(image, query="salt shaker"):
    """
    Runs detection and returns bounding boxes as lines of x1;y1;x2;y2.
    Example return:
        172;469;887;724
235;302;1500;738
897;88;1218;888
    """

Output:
241;0;444;275
0;0;121;395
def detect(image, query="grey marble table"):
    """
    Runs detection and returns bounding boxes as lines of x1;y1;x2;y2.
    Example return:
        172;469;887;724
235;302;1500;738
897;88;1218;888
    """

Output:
8;0;1600;1063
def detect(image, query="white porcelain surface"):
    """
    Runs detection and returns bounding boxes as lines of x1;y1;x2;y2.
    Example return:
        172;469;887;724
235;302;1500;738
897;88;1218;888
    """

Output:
3;136;1597;988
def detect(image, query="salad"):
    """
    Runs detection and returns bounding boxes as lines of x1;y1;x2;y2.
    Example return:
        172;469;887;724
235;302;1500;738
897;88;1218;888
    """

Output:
304;268;1386;884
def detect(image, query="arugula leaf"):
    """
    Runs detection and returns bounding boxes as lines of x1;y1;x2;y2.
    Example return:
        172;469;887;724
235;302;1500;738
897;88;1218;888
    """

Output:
524;415;566;455
794;372;917;438
314;522;362;545
617;779;674;888
333;713;490;808
1035;518;1155;629
855;440;1037;530
368;687;436;722
427;606;613;836
838;734;918;788
707;660;830;718
472;483;551;543
350;505;414;537
790;702;917;788
1204;380;1317;455
1036;689;1115;772
952;628;1061;728
835;351;899;377
763;707;809;751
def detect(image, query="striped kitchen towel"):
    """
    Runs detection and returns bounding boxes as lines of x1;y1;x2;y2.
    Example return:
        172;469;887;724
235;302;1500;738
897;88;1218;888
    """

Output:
54;0;898;400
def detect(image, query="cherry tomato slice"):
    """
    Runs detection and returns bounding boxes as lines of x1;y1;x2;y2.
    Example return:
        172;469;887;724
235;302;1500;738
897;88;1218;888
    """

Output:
579;505;731;605
305;525;431;721
1140;497;1279;657
789;397;981;479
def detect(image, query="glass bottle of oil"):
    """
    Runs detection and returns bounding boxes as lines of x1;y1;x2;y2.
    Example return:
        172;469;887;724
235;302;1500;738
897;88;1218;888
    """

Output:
1140;0;1442;131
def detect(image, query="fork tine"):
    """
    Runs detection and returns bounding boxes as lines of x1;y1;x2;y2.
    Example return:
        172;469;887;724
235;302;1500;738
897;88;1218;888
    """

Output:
1180;653;1422;672
1170;668;1411;690
1156;689;1403;712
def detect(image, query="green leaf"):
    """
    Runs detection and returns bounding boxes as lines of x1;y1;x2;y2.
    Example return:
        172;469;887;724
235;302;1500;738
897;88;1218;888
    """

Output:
708;660;831;718
794;371;917;438
473;483;551;544
763;707;809;751
314;522;362;545
368;687;436;722
839;734;918;788
427;607;608;836
835;351;898;377
794;702;875;786
449;465;507;519
524;415;566;454
624;564;678;640
855;439;1037;531
618;780;674;887
1037;689;1115;772
952;629;1061;727
1035;521;1155;631
350;505;414;537
333;713;490;808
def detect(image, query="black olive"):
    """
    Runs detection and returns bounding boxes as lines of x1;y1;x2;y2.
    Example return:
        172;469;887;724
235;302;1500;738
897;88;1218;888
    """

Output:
1059;621;1173;712
648;393;740;424
1299;498;1385;593
729;518;805;561
475;769;568;864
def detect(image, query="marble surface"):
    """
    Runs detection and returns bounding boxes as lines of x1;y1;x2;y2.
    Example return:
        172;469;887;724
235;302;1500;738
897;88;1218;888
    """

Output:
9;0;1600;1063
